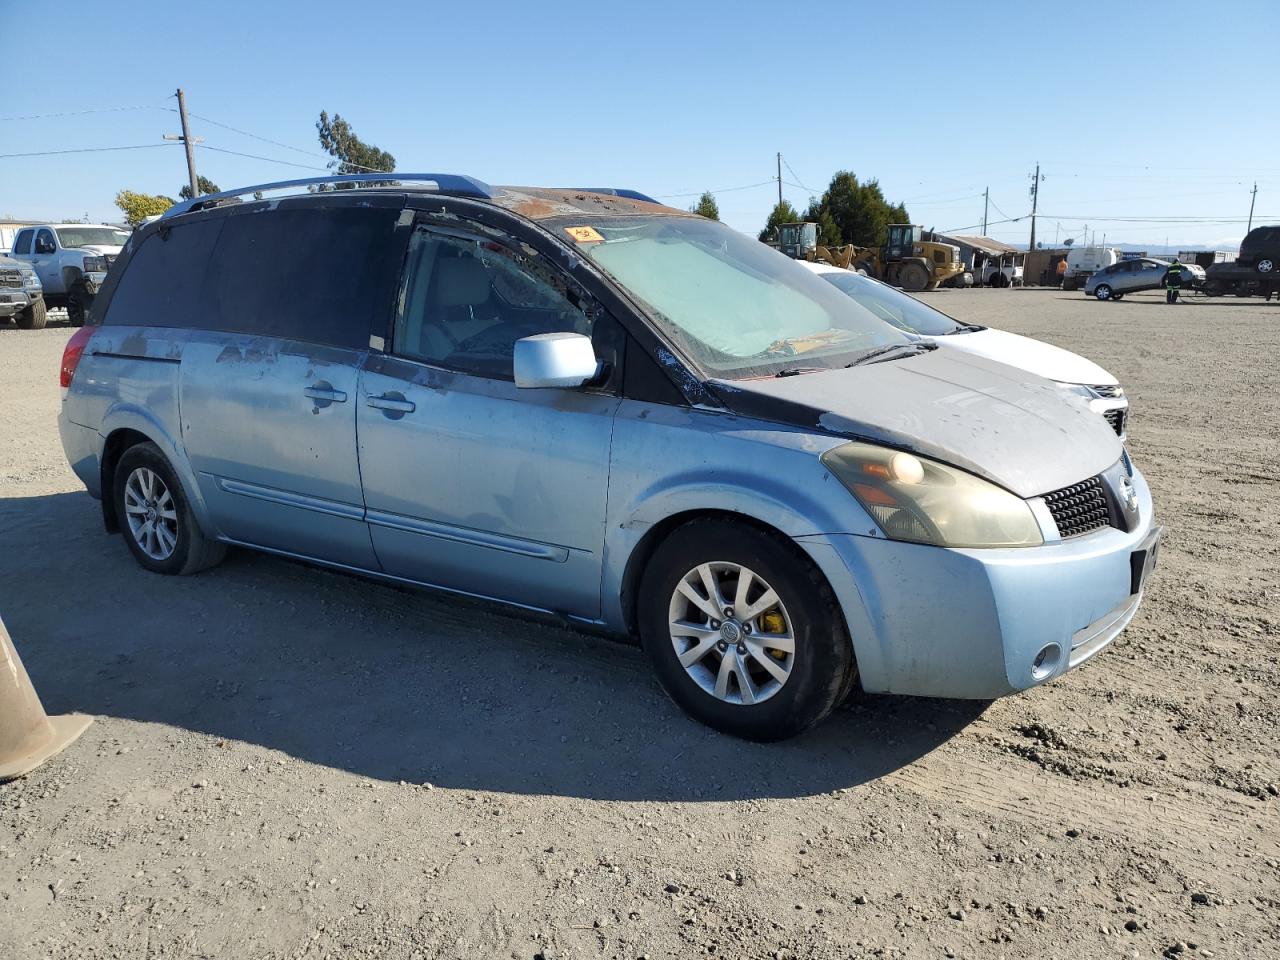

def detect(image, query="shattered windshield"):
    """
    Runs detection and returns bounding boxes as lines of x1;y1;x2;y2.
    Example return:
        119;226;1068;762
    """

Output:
553;215;911;378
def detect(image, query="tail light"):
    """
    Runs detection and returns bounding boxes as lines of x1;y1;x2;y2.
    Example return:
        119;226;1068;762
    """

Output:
60;326;96;390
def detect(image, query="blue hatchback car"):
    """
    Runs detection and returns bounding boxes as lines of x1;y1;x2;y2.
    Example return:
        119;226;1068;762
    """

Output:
58;174;1160;740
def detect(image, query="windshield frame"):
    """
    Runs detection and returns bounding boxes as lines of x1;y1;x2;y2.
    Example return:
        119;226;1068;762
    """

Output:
546;213;916;380
53;226;131;249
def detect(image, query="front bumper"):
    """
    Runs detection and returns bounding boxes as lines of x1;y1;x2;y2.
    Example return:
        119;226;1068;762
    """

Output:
0;288;37;317
797;466;1157;699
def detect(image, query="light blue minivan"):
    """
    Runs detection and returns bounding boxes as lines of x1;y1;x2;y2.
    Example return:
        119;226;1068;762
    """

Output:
58;174;1160;740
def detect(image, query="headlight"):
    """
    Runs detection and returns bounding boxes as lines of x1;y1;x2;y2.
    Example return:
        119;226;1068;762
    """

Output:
21;270;40;288
1056;382;1099;401
82;255;107;273
821;442;1043;548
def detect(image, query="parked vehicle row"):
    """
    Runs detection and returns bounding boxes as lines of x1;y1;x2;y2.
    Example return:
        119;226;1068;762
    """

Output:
8;223;126;325
57;174;1159;741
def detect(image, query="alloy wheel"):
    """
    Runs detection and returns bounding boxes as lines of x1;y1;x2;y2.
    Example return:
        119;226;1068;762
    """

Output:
124;466;178;561
667;562;795;706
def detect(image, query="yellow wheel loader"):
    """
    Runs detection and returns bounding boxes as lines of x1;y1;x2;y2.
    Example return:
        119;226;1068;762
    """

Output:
776;222;963;292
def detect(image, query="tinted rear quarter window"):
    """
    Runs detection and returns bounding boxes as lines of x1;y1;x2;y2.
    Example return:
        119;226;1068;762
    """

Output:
103;218;223;328
102;204;404;350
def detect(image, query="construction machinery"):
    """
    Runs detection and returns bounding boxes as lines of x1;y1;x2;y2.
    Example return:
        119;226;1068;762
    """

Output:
775;222;964;291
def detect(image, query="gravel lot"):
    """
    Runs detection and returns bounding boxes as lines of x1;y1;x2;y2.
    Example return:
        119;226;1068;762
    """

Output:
1;289;1277;960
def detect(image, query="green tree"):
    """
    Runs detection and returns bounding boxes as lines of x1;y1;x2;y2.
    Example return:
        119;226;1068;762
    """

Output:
316;111;395;186
689;191;720;220
808;171;911;247
758;200;800;242
178;175;221;201
114;190;176;227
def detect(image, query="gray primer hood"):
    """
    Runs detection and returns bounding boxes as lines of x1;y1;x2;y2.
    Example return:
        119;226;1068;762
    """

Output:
710;348;1123;498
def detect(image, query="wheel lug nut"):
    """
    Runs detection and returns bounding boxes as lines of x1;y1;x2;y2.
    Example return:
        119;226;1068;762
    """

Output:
742;624;752;634
724;608;734;618
736;644;746;655
711;620;720;629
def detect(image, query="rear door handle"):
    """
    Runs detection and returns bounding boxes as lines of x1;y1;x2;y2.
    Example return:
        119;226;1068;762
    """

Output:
304;383;348;405
367;393;415;415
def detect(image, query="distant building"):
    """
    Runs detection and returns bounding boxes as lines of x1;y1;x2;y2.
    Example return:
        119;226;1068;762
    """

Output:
1;219;47;255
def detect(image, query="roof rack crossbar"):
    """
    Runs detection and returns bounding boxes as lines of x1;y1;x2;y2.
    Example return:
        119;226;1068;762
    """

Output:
568;187;660;205
161;173;493;219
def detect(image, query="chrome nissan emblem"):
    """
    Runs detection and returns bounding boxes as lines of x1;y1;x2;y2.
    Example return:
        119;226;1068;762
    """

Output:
1119;476;1138;513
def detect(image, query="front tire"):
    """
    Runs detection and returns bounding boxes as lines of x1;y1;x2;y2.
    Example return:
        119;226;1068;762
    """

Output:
15;299;47;330
638;519;854;741
113;442;226;576
1094;284;1113;301
66;287;91;327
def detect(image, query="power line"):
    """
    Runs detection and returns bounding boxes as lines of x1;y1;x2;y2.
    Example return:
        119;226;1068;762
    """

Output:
781;157;817;194
0;143;178;160
0;104;171;122
655;180;775;199
195;143;329;172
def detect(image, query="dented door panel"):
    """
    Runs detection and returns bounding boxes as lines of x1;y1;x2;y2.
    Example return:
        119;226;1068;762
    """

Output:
179;332;376;568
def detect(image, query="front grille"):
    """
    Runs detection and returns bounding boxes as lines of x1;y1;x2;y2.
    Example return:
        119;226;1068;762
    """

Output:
1104;408;1126;436
1043;475;1113;539
0;272;20;288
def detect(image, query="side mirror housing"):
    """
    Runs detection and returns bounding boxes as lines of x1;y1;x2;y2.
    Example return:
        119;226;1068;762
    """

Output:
514;332;600;389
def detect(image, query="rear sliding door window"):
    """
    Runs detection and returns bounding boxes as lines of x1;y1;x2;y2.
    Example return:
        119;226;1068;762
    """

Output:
203;206;404;350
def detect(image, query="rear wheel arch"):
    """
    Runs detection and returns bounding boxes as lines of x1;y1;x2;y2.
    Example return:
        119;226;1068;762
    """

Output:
100;428;154;532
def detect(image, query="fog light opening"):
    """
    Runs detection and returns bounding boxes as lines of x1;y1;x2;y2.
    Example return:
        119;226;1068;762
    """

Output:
1031;643;1062;681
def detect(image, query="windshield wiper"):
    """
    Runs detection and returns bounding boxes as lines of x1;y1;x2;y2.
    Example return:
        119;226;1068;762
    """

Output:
941;323;986;335
773;366;821;378
845;341;938;367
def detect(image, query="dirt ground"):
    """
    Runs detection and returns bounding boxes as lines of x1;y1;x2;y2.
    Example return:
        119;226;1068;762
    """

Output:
1;290;1277;960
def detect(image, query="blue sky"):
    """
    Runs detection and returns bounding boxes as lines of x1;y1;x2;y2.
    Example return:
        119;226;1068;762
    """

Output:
2;0;1277;249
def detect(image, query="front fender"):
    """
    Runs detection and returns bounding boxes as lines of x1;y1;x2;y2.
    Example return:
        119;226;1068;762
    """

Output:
99;403;216;539
599;401;883;639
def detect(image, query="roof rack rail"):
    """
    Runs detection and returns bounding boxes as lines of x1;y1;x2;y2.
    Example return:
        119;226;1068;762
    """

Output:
567;187;660;205
161;173;494;220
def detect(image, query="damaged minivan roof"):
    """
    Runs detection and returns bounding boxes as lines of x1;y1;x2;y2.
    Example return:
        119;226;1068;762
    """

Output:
490;187;693;222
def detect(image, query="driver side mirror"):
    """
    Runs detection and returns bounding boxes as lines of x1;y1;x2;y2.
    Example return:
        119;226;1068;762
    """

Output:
514;332;601;389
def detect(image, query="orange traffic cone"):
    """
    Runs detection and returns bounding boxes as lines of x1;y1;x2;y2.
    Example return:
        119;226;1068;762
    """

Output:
0;614;92;782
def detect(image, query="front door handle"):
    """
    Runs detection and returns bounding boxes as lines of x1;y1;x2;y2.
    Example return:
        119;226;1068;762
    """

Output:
367;392;415;416
304;382;348;406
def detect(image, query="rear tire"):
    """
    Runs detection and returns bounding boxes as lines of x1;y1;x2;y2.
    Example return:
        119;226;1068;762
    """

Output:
113;442;226;576
638;518;854;741
15;299;47;330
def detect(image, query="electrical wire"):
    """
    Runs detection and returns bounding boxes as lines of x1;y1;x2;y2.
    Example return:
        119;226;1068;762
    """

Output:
781;158;817;195
194;143;330;172
655;180;776;199
0;104;172;122
0;143;178;159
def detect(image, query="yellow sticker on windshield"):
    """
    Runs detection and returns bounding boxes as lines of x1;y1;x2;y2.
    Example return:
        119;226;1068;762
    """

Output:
564;225;605;244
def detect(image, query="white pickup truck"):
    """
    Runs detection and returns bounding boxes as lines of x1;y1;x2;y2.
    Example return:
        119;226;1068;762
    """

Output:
9;223;129;325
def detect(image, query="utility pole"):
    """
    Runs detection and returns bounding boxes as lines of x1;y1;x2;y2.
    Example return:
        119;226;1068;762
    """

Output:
982;187;989;236
776;152;783;208
164;88;202;199
1247;181;1258;233
1028;162;1042;252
